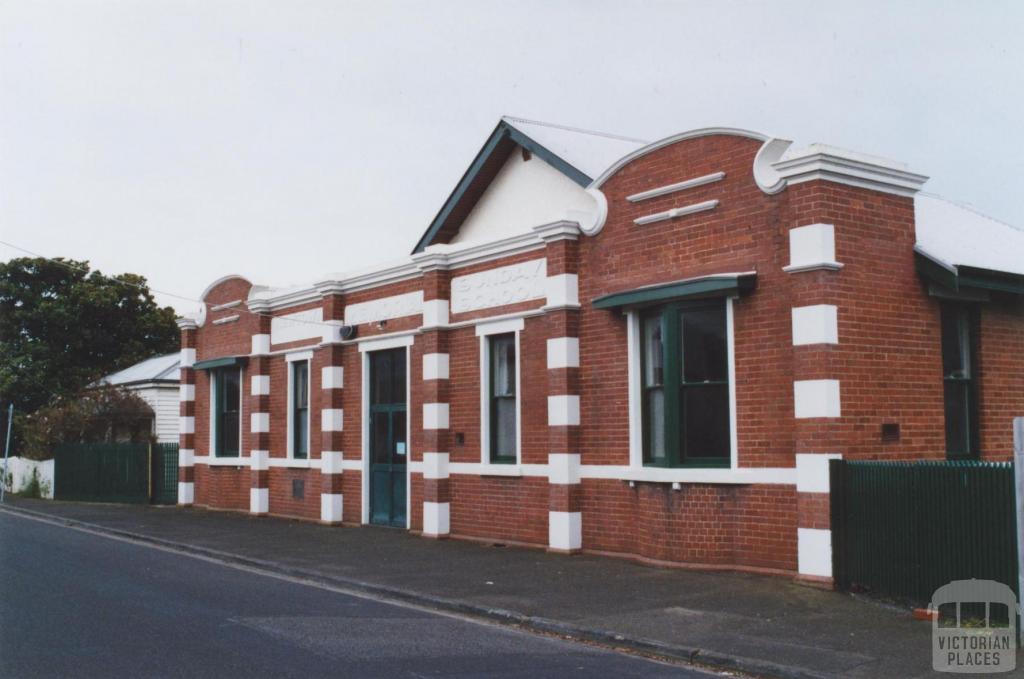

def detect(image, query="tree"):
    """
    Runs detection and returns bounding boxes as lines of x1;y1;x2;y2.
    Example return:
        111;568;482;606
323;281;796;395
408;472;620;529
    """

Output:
0;257;178;448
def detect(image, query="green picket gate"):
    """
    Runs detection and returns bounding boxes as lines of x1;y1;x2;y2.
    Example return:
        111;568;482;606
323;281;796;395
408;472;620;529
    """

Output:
830;459;1018;606
151;443;179;505
53;442;178;505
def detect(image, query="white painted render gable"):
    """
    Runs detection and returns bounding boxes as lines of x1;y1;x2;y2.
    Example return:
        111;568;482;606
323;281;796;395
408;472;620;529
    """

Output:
450;150;595;245
914;194;1024;276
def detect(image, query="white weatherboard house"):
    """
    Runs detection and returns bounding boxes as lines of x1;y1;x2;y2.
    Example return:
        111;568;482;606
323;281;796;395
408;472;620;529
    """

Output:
99;353;181;443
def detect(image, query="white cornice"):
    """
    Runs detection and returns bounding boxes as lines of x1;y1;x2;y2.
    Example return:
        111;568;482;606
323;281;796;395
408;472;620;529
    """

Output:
532;220;581;243
245;222;573;313
772;144;928;197
176;316;199;331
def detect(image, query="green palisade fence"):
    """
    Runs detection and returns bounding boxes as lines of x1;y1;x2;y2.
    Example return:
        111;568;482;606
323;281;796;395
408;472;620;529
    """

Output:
831;459;1019;606
53;442;152;504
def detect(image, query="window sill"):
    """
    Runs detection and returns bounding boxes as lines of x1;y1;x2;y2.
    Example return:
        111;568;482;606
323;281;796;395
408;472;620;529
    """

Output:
268;458;319;469
206;456;246;467
581;465;796;485
477;463;523;477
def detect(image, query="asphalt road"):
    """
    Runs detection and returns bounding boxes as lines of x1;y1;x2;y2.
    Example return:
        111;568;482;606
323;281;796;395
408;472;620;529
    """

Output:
0;511;715;679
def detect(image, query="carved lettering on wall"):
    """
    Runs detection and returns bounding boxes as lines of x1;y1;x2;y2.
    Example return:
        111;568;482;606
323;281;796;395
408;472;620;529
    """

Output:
344;291;424;325
450;259;547;314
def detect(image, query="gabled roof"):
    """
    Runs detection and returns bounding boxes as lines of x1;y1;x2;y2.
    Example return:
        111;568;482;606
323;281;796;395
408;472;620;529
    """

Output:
914;194;1024;295
99;353;180;387
411;116;647;253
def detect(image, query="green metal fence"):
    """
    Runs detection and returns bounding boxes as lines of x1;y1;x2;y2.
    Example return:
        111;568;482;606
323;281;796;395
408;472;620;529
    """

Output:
830;459;1018;605
151;443;178;505
54;442;149;503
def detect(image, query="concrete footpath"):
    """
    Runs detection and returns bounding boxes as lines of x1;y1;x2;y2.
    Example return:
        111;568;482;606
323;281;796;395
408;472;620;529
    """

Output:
0;498;987;678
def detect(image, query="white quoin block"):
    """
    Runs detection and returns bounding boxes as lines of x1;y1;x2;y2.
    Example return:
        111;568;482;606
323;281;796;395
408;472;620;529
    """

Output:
178;449;194;468
321;366;344;389
793;380;841;418
321;409;344;432
795;453;842;493
423;403;450;430
548;453;581;485
423;502;451;536
548;511;582;551
321;450;345;475
422;353;450;381
798;527;833;578
250;488;269;515
179;416;195;435
251;375;270;396
321;493;343;523
547;395;581;427
251;334;271;355
322;320;345;345
179;384;196;402
546;337;580;369
249;450;269;471
785;223;842;272
422;452;450;480
546;274;580;308
422;299;450;328
791;305;839;346
179;348;196;369
250;412;270;433
178;482;194;505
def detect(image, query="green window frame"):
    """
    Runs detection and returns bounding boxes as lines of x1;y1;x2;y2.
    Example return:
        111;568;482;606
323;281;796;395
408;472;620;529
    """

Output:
488;333;517;464
940;303;979;460
640;300;731;468
292;360;309;459
212;367;241;458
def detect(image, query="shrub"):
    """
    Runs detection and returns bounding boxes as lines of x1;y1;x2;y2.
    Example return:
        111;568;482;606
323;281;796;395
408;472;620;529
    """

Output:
19;386;155;460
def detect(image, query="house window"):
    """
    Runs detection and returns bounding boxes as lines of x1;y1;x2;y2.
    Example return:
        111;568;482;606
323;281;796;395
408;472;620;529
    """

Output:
488;333;517;463
292;360;309;459
941;303;978;459
212;367;241;457
640;301;730;467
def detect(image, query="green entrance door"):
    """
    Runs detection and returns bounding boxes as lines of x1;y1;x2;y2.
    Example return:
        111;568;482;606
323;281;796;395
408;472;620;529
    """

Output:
369;347;407;527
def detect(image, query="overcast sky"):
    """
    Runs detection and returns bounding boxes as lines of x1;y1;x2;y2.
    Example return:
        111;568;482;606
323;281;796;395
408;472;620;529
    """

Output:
2;1;1022;314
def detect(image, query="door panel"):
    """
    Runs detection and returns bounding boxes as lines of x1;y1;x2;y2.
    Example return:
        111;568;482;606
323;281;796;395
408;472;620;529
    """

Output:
368;348;407;527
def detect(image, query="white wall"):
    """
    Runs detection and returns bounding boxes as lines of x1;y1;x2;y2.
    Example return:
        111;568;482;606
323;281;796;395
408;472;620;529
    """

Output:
450;149;593;244
133;384;180;443
1;457;54;499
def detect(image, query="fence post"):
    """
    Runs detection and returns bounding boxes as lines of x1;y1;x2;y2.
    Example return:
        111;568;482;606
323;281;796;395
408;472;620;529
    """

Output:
1014;417;1024;644
147;442;153;503
1;403;13;503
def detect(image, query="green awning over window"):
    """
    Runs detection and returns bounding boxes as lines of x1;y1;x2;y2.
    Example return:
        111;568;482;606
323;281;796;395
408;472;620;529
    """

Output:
193;356;248;371
592;272;757;310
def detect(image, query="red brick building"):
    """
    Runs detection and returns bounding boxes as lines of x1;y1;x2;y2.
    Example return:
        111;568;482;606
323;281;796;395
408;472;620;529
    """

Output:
176;117;1024;585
